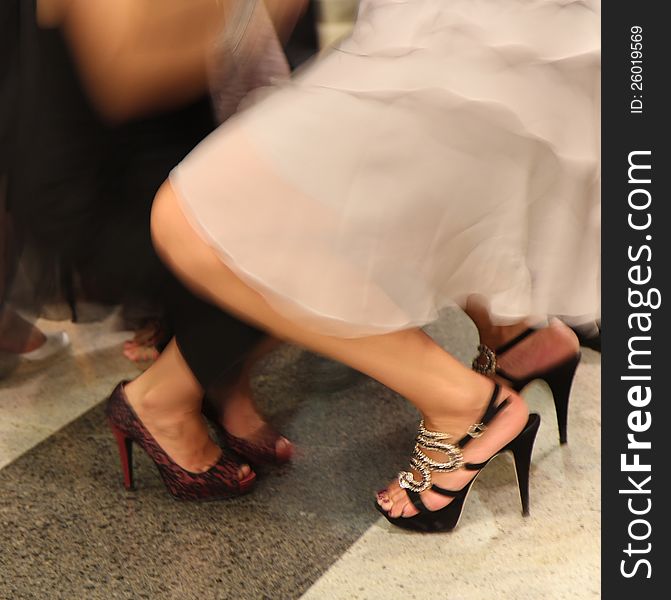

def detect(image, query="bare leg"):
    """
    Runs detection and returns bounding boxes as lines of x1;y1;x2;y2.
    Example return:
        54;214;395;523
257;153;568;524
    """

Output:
125;338;252;479
465;295;579;380
153;184;488;416
150;181;530;517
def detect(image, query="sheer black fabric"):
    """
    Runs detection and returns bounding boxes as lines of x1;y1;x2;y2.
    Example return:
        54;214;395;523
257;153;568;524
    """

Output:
2;0;263;387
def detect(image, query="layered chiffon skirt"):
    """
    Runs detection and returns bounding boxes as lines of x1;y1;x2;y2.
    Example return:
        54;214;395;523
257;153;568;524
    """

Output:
171;0;600;337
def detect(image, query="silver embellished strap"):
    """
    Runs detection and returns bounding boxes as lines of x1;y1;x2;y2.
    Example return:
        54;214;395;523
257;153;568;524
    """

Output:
398;420;465;493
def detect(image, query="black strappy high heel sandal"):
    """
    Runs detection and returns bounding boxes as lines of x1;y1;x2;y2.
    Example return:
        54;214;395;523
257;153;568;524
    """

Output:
472;328;580;444
376;384;541;533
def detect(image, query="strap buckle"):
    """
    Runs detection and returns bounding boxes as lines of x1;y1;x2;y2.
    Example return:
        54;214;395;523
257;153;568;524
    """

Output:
467;422;487;438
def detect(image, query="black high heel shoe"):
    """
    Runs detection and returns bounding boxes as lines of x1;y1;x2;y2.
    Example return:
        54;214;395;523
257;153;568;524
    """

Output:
105;383;256;501
376;384;541;533
472;328;580;444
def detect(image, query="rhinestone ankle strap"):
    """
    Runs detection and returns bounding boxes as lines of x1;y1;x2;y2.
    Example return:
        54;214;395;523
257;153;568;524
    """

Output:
398;421;465;493
398;384;508;493
472;328;539;376
472;344;497;375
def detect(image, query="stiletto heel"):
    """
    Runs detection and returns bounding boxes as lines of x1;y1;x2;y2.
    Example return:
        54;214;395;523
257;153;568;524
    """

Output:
109;423;134;490
105;382;256;500
473;326;580;444
504;413;541;516
540;354;580;444
377;384;541;533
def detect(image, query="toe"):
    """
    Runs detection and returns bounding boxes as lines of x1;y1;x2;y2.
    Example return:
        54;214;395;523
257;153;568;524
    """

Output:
379;479;422;519
237;464;253;481
400;501;419;518
377;497;393;512
275;437;294;461
386;485;420;518
389;498;408;519
376;489;392;510
389;486;407;505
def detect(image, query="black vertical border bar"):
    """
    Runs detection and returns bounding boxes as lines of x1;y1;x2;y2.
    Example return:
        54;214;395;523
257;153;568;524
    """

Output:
602;1;671;596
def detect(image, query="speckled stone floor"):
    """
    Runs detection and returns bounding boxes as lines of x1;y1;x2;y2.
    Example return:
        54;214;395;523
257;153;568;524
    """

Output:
0;307;600;600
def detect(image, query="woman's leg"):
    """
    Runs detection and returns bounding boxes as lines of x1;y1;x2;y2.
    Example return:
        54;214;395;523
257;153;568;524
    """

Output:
151;181;530;517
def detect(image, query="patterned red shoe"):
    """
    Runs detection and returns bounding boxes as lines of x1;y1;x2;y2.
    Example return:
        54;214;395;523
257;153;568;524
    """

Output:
218;423;293;467
202;401;293;467
105;382;256;500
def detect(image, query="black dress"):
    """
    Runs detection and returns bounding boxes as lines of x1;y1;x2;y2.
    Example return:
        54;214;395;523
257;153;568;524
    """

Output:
3;0;263;388
1;0;20;307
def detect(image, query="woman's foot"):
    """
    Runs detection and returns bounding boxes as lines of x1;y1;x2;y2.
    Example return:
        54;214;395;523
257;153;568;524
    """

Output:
0;307;47;353
568;319;601;353
124;380;252;480
212;376;293;464
123;342;160;368
0;307;70;361
465;295;580;383
123;319;164;368
214;336;293;464
477;318;580;383
376;380;529;519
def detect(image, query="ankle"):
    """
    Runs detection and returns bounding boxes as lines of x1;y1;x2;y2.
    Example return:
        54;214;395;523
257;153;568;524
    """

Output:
221;394;266;434
125;380;201;423
422;373;496;434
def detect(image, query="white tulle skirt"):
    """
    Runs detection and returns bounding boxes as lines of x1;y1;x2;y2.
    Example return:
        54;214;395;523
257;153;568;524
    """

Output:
171;0;600;337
